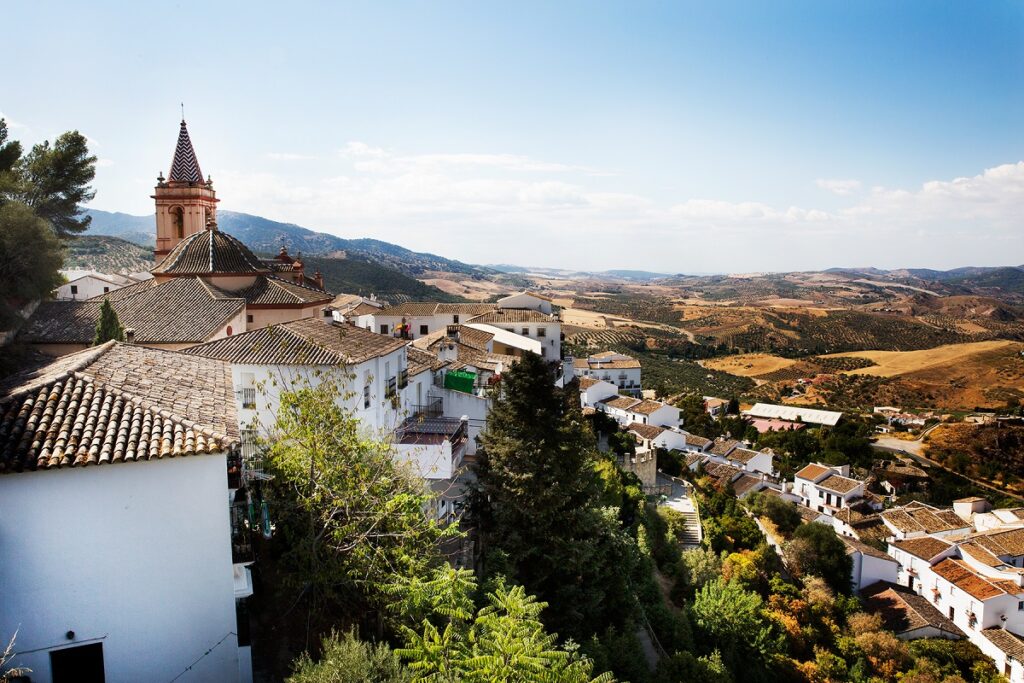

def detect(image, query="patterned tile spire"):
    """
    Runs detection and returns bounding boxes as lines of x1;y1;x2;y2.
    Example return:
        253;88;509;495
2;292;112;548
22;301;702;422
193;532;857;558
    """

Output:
168;119;205;183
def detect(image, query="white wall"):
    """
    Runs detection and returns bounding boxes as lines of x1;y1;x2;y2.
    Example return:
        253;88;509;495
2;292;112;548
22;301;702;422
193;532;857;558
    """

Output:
851;552;899;592
497;293;553;314
0;455;239;682
55;275;123;301
436;387;491;456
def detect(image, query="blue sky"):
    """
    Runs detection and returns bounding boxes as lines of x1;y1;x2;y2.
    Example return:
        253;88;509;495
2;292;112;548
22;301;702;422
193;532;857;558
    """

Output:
4;1;1022;272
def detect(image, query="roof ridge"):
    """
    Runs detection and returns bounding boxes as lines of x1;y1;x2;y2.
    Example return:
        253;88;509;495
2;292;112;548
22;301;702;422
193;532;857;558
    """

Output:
0;341;116;405
272;322;350;365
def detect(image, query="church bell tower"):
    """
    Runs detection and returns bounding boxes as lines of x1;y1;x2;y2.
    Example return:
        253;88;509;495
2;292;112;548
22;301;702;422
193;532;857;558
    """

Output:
152;119;219;259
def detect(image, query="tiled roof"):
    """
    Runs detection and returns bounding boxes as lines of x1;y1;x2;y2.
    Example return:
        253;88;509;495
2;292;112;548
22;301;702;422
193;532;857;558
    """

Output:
578;377;602;390
971;527;1024;558
184;318;407;365
732;474;762;496
959;542;1006;568
378;302;446;317
468;309;556;324
983;628;1024;662
818;473;863;494
435;303;499;315
350;302;382;316
932;558;1023;601
21;278;245;344
600;395;641;411
890;536;953;561
407;347;442;377
574;357;641;370
632;399;669;415
709;439;739;456
0;343;237;474
881;503;970;535
152;229;268;275
168;120;204;183
795;463;831;481
686;434;712;449
684;452;707;468
842;536;894;561
704;461;742;482
730;447;764;464
862;582;963;637
204;276;330;305
627;422;665;440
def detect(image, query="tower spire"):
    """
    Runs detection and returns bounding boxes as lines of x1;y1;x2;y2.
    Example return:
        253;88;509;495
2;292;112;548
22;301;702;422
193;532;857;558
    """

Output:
168;119;204;183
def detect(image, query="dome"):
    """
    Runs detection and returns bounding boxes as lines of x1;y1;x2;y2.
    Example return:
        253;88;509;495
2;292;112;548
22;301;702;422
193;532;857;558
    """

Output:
153;228;268;276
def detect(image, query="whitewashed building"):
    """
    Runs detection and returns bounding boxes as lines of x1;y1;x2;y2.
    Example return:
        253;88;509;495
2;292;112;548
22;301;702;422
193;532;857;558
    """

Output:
0;343;249;682
573;351;641;395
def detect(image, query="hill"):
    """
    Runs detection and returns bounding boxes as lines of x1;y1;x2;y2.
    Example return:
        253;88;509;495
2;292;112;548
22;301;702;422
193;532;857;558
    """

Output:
83;208;486;277
65;235;154;273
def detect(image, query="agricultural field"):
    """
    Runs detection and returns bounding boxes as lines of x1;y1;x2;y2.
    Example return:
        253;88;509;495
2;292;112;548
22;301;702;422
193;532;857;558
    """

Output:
924;423;1024;496
702;353;798;377
823;340;1023;377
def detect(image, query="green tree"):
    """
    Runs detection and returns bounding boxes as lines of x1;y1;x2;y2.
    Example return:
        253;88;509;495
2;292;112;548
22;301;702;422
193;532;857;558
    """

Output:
396;568;614;683
17;130;97;238
745;491;803;536
473;352;637;638
288;630;410;683
784;523;853;595
93;297;124;344
263;377;455;639
0;202;65;326
690;578;783;679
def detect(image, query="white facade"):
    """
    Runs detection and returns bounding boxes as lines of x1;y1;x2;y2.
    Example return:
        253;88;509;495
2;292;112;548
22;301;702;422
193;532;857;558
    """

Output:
496;292;554;314
579;379;619;408
847;545;900;592
792;464;865;515
0;455;241;682
55;271;142;301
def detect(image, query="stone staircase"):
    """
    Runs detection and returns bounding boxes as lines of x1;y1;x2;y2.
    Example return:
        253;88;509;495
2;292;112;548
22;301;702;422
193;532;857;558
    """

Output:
678;509;702;546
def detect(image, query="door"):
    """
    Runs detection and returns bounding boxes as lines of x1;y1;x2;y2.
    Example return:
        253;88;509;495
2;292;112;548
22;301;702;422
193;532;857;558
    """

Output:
51;643;105;683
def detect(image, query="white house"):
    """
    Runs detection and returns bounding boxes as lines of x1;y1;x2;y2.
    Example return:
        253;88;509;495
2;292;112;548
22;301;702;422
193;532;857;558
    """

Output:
0;343;248;683
573;351;641;395
880;502;974;541
579;377;619;408
791;463;868;514
843;537;901;592
594;395;681;429
496;291;554;314
55;270;144;300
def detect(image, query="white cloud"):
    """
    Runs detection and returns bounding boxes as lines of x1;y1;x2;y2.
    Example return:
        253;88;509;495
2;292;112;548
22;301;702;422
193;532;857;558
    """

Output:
96;158;115;168
212;146;1024;272
815;178;862;195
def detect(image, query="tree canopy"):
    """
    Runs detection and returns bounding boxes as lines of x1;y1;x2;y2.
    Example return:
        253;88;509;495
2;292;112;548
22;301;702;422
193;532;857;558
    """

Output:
93;297;124;344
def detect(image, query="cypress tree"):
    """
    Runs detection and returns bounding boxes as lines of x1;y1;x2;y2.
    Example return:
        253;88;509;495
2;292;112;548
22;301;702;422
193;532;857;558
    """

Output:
93;298;124;344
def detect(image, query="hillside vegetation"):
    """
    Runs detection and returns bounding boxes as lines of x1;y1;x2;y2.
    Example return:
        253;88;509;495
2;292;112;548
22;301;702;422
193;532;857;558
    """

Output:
65;235;153;273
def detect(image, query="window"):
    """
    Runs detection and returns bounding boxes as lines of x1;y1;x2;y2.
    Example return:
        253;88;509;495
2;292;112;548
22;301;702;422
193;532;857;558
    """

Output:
521;327;529;336
247;314;253;323
1019;601;1023;611
948;606;954;620
453;314;459;324
537;327;546;337
386;377;397;398
398;369;409;389
51;643;105;683
420;324;429;335
380;324;389;335
70;284;78;295
172;206;185;239
103;286;109;293
227;325;233;336
363;371;372;408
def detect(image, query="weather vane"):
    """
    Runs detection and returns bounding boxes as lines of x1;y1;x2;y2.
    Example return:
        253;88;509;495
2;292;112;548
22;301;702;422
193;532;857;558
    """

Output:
180;102;185;121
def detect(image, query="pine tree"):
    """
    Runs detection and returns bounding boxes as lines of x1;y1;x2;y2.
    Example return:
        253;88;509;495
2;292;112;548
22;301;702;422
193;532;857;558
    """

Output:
473;352;637;638
93;298;124;344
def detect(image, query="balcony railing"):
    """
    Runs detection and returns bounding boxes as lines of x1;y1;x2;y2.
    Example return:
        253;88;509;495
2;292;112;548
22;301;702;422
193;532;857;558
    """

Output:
410;398;444;418
395;416;469;464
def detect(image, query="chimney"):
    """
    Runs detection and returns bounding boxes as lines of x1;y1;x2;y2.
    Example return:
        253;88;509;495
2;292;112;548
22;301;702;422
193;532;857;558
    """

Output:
314;269;324;290
446;324;460;342
437;342;459;363
124;328;136;344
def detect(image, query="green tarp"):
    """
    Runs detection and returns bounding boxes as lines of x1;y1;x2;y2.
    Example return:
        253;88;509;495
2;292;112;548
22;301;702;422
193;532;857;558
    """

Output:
444;370;477;394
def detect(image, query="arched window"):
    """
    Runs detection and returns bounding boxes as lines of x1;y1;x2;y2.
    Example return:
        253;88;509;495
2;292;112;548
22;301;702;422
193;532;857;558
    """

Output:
171;206;185;238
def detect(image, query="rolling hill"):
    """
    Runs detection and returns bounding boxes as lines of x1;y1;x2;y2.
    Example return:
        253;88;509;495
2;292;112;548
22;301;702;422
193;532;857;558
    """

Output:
83;208;487;277
65;235;154;273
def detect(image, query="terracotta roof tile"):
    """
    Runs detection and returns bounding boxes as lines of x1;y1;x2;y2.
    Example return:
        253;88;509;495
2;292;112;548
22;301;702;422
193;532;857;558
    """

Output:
21;278;245;344
468;309;556;324
627;422;665;440
204;276;330;305
890;536;953;561
795;463;831;481
932;558;1023;601
632;399;669;416
600;395;641;411
862;582;963;637
709;439;739;456
153;229;268;275
983;628;1024;662
184;318;407;365
0;343;237;474
818;473;863;494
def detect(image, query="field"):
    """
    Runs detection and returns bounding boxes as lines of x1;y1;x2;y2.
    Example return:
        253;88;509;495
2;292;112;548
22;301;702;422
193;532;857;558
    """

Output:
823;340;1022;377
703;353;797;377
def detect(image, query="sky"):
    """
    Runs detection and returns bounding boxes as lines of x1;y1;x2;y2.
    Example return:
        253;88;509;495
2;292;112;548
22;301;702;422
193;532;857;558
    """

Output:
4;1;1023;273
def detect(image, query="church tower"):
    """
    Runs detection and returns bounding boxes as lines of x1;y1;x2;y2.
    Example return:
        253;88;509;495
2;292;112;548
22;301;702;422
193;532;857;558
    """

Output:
152;119;219;259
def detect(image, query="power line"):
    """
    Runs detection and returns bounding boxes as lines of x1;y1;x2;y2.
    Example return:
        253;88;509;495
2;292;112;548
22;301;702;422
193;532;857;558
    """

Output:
167;631;237;683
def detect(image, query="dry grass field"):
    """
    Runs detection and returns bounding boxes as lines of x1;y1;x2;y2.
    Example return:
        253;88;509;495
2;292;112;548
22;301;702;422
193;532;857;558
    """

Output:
703;353;798;377
823;340;1023;378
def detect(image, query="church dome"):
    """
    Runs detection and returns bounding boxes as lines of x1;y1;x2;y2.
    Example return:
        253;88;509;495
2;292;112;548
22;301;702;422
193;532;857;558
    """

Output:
153;227;268;276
